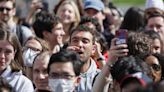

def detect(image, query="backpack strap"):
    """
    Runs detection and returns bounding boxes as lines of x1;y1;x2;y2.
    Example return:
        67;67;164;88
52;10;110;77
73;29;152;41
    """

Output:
16;25;23;46
92;70;100;87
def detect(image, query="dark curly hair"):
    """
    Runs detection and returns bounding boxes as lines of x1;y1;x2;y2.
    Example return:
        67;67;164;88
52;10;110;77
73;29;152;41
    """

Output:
127;31;152;56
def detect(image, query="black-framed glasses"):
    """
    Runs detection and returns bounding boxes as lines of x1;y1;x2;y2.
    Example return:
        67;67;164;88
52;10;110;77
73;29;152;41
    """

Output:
0;7;12;12
151;64;161;71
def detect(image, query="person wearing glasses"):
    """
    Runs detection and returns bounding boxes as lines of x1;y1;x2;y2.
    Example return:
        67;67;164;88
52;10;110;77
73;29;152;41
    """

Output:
0;0;13;23
0;0;33;46
48;50;83;92
145;54;162;82
23;36;49;80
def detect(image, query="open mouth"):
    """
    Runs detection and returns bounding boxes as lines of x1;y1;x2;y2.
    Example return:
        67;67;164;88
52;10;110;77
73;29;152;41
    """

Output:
77;51;84;56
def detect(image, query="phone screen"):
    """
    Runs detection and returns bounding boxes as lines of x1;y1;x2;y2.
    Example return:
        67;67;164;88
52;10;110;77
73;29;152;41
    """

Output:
115;29;128;45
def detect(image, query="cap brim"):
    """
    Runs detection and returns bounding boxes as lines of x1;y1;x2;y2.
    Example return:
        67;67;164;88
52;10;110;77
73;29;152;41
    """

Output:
85;5;101;11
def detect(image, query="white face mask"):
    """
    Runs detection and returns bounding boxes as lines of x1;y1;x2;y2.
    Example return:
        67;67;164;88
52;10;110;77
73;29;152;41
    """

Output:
48;79;75;92
23;48;38;67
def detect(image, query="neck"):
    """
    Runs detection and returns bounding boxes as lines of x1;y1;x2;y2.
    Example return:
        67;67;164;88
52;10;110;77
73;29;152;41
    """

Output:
8;17;16;29
44;38;57;51
80;59;91;73
63;24;71;43
63;23;71;34
49;42;59;51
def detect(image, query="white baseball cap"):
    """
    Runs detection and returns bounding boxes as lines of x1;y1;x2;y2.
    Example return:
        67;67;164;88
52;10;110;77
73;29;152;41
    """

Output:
145;0;164;11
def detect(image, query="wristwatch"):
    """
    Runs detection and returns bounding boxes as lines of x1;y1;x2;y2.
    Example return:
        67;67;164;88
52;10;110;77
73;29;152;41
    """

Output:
97;55;105;61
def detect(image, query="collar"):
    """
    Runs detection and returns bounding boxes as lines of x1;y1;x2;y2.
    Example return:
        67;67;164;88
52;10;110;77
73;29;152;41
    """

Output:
1;66;22;81
81;58;98;76
1;66;12;78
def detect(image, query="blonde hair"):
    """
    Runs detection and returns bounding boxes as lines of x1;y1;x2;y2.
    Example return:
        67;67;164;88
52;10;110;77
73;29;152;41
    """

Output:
56;0;81;29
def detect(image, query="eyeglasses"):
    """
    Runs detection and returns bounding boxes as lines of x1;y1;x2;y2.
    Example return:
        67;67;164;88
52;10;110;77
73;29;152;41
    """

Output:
49;73;75;80
0;7;12;12
23;46;42;52
151;64;161;71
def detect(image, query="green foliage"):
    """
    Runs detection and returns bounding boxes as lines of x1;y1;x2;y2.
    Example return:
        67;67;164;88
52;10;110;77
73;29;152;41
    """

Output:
112;0;145;5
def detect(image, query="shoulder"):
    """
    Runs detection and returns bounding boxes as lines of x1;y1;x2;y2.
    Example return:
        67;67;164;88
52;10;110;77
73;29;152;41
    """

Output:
9;72;34;92
14;73;34;91
16;74;33;86
20;26;33;34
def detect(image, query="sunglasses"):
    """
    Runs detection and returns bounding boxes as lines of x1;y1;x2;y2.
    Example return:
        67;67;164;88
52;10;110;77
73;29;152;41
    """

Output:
151;64;161;71
0;7;12;12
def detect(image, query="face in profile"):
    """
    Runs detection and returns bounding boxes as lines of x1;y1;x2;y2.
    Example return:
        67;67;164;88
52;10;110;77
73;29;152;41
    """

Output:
145;55;161;82
48;23;65;46
0;40;15;72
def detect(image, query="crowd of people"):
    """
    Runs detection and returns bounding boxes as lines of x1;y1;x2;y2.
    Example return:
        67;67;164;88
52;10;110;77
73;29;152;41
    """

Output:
0;0;164;92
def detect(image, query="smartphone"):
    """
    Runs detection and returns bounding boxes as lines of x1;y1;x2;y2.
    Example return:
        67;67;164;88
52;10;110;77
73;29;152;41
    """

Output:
115;29;128;45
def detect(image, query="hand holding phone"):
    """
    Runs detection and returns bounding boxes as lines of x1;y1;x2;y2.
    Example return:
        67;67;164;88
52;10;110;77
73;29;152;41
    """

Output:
115;29;128;45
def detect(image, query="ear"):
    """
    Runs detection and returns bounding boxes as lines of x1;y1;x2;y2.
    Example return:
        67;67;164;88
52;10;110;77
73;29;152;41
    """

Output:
12;49;17;60
92;44;96;55
42;31;49;40
74;77;81;87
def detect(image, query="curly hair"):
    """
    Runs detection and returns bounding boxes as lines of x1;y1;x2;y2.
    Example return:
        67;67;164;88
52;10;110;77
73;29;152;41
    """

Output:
127;31;152;56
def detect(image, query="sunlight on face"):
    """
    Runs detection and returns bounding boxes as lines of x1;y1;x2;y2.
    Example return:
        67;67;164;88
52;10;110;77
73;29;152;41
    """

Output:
0;40;14;72
57;4;76;24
